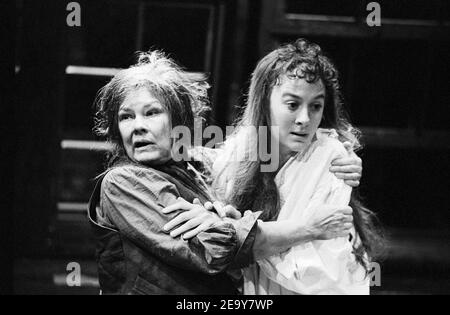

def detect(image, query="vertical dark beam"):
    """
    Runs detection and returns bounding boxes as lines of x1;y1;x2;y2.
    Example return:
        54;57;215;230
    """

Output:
0;0;15;295
136;1;145;51
208;0;234;128
204;5;216;74
211;2;226;125
224;0;250;124
258;0;282;56
14;0;66;257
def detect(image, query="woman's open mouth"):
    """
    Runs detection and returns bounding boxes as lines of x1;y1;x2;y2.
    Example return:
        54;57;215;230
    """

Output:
133;140;155;149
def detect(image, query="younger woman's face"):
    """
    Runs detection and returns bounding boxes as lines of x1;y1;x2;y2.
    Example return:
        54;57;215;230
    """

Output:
118;88;172;165
269;75;325;160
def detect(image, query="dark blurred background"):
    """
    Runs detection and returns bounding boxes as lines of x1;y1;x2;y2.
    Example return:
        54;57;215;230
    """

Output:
9;0;450;294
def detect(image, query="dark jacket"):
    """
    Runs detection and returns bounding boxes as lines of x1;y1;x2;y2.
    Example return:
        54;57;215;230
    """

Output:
88;162;259;295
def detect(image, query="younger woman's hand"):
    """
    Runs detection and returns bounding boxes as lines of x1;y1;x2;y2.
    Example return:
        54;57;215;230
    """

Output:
330;142;362;188
310;205;354;240
162;197;221;240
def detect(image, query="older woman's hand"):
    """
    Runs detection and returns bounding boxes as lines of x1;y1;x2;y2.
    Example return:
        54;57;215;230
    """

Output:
329;141;362;188
163;197;222;239
203;201;242;220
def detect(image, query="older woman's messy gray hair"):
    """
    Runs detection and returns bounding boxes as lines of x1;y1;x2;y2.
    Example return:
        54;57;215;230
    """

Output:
94;50;210;165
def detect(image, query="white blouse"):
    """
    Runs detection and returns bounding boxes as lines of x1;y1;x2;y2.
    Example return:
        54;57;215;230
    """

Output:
243;129;369;295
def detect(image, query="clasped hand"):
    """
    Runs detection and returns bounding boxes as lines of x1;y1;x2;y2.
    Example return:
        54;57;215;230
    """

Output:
162;197;240;239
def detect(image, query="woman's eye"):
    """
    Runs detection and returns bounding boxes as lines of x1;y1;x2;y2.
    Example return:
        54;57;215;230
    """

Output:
311;104;323;111
118;113;132;121
145;110;160;117
286;102;298;110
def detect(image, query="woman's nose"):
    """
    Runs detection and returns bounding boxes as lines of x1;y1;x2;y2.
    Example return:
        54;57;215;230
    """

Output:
295;107;310;126
132;115;148;133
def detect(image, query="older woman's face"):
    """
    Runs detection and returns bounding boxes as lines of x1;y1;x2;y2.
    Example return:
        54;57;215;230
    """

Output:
118;88;172;165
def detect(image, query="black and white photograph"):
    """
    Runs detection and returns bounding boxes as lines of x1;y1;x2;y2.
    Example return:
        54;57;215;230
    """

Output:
3;0;450;297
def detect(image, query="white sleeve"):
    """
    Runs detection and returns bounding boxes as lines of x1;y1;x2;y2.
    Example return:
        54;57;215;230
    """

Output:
247;138;368;295
257;171;356;294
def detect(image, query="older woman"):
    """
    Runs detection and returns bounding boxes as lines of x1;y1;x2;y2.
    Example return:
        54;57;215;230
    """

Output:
88;51;257;295
88;50;355;295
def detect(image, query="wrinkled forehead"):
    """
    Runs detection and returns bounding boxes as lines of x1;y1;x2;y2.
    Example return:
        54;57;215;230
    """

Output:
119;82;171;110
119;87;162;110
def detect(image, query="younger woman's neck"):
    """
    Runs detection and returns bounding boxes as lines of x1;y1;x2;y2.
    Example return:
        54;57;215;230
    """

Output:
277;150;296;173
277;145;312;173
278;154;291;171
